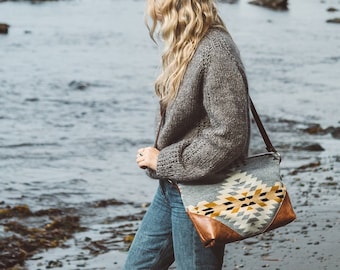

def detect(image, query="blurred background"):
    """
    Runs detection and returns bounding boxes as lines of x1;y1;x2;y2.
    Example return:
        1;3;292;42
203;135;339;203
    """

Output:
0;0;339;269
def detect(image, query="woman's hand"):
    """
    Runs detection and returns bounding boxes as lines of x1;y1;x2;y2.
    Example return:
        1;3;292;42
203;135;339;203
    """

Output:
136;147;159;171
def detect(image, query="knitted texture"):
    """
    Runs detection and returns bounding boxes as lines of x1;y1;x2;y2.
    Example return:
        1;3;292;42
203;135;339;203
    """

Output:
148;28;250;182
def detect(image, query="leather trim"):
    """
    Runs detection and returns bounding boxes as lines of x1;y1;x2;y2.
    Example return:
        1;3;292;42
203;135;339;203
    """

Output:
187;212;243;247
265;193;296;232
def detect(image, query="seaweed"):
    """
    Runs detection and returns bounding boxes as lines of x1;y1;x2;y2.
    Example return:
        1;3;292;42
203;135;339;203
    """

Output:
0;205;85;269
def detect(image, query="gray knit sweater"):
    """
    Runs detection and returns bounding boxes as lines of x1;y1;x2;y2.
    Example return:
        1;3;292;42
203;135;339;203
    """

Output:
148;28;250;183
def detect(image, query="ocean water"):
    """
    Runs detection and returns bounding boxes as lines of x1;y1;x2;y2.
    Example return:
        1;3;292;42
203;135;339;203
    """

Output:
0;0;161;209
0;0;340;269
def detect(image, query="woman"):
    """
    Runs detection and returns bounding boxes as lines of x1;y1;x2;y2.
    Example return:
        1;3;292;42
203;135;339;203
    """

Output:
124;0;250;269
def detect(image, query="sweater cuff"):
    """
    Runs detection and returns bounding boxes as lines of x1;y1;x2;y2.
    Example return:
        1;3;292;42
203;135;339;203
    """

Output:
156;145;183;180
145;168;158;179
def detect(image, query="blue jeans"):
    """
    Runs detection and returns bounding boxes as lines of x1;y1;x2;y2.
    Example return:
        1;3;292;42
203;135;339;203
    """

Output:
123;180;225;270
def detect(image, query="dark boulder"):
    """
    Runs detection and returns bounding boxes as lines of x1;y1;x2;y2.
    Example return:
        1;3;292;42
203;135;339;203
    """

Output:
0;23;10;34
249;0;288;10
326;18;340;24
327;7;338;12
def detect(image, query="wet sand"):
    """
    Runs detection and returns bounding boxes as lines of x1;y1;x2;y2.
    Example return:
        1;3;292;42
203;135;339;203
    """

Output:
0;0;339;269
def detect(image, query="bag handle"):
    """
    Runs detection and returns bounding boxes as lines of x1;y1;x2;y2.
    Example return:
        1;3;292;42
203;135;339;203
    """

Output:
154;67;278;156
237;67;277;154
249;97;277;153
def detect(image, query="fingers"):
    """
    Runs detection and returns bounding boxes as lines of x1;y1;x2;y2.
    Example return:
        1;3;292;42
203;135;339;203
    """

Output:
136;147;159;170
137;148;145;158
136;148;147;169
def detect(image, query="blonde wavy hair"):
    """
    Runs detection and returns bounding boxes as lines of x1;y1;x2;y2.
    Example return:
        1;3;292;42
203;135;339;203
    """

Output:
146;0;227;106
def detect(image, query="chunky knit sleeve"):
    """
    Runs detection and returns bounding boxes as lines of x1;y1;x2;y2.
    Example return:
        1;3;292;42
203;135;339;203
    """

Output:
153;32;250;182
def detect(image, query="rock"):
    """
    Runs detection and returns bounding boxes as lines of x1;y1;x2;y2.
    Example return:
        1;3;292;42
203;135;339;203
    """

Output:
69;80;90;90
46;260;63;269
293;143;325;152
331;127;340;139
94;198;126;208
248;0;288;10
302;124;326;135
302;124;340;139
24;97;39;102
326;18;340;23
218;0;239;3
0;23;10;34
304;143;325;151
327;7;338;12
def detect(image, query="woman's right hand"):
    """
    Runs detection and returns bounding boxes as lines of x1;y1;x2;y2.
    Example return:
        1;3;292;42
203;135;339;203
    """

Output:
136;147;160;171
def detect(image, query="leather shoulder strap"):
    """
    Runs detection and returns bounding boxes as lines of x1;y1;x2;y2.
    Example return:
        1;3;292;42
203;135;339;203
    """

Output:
237;67;277;153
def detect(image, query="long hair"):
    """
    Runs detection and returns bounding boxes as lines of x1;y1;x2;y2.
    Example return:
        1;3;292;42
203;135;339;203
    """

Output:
146;0;227;106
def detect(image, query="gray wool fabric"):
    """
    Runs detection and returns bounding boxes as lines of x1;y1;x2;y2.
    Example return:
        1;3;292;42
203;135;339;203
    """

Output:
148;28;250;183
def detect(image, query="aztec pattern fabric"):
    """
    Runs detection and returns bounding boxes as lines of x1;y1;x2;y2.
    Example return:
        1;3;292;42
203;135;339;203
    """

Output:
178;152;296;247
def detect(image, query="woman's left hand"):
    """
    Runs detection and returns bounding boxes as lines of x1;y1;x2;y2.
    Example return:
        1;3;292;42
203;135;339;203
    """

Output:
136;147;159;171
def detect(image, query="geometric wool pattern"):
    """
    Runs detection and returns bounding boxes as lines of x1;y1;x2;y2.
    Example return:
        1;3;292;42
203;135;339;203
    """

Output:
187;170;286;236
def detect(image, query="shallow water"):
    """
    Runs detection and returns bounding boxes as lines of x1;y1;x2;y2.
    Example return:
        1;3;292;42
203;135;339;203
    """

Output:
0;0;340;269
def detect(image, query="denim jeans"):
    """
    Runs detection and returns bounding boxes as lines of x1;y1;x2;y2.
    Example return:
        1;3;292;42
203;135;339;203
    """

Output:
123;180;225;270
